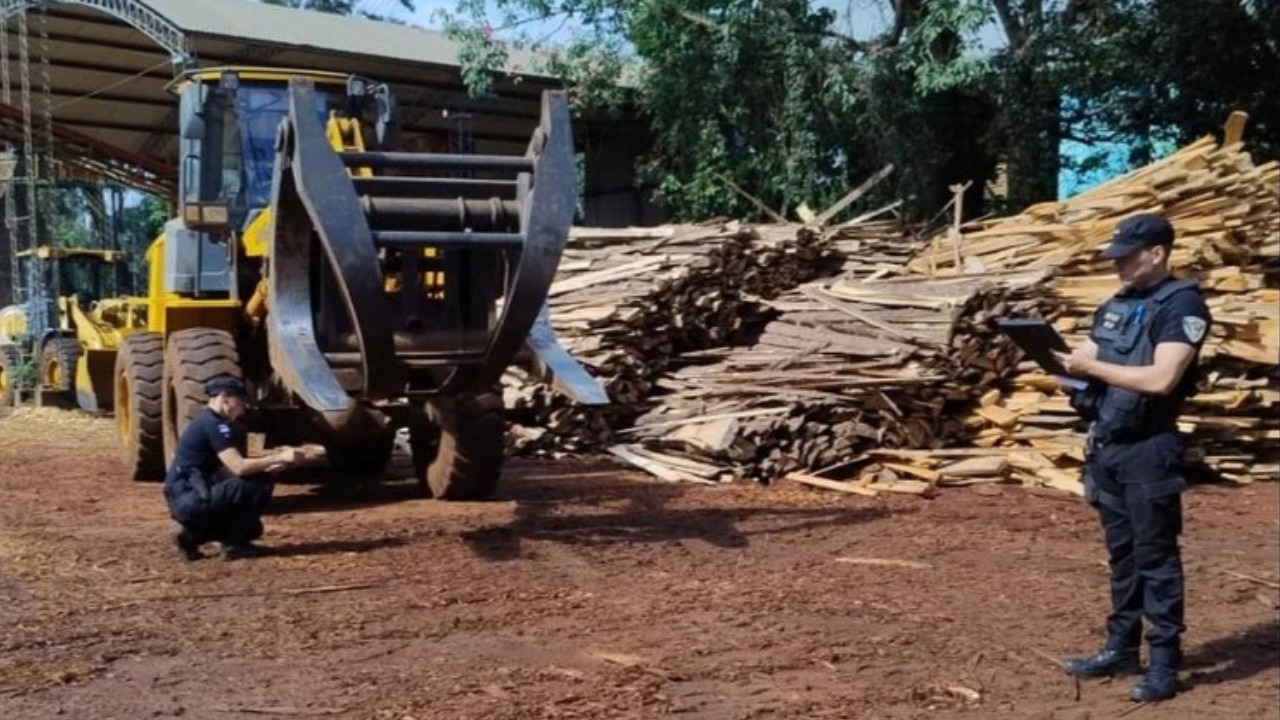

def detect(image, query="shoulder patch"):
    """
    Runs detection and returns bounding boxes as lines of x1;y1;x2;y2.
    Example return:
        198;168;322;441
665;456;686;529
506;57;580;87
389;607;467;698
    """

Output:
1182;316;1207;343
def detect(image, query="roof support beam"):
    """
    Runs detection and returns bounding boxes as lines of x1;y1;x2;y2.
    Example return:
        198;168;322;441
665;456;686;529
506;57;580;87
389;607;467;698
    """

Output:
0;0;191;66
2;50;172;79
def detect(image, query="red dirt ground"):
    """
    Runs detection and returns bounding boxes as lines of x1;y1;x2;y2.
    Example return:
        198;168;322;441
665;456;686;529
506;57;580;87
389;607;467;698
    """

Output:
1;413;1277;720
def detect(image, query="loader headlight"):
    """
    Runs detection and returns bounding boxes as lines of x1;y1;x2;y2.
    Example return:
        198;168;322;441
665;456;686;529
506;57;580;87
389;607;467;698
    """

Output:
184;202;231;231
202;204;229;225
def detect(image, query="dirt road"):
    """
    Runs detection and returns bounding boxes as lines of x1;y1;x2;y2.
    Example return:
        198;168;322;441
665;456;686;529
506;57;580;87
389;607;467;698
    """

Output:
1;412;1276;720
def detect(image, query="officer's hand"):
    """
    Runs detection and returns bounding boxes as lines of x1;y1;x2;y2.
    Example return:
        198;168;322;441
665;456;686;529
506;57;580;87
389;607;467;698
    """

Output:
264;462;289;475
274;447;302;465
298;444;327;461
1053;349;1093;377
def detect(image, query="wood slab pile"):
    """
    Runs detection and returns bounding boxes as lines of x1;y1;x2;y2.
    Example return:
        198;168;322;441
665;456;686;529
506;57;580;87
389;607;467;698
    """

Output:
889;121;1280;493
504;219;915;453
609;269;1059;488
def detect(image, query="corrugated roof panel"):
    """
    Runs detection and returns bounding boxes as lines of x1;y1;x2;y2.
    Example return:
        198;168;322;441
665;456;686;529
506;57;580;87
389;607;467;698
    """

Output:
139;0;551;78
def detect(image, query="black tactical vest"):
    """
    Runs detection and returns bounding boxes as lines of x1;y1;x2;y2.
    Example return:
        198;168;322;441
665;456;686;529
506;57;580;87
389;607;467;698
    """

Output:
1076;277;1202;441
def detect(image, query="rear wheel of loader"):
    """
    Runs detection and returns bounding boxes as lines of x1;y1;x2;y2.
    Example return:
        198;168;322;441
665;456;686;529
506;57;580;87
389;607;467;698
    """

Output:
413;393;505;500
162;328;242;468
40;338;81;393
0;344;20;408
115;332;165;481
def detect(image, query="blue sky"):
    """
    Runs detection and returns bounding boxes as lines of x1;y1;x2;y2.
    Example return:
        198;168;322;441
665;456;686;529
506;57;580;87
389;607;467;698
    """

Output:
400;0;1004;44
404;0;893;32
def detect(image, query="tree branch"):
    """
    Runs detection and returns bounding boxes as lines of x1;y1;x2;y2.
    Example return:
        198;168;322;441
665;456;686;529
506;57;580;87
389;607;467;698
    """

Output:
1061;0;1087;26
990;0;1026;47
886;0;916;47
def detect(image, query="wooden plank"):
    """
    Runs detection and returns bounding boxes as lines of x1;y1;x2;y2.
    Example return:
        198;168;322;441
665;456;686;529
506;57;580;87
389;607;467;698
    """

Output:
865;479;934;495
815;164;895;226
975;405;1020;428
938;456;1011;478
786;472;880;497
607;445;707;484
549;256;669;297
882;462;942;482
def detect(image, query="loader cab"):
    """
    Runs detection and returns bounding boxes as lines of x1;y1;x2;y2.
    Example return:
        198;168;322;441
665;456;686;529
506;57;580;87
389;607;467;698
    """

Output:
1;247;129;343
165;68;394;298
172;68;394;231
16;247;129;306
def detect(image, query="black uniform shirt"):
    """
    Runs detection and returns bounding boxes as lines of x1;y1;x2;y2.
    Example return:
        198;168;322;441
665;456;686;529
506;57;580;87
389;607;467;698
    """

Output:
1094;275;1213;401
167;407;246;482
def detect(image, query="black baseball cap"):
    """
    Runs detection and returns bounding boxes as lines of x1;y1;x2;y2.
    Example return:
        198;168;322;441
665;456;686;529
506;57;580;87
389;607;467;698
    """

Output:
206;377;249;399
1101;213;1175;259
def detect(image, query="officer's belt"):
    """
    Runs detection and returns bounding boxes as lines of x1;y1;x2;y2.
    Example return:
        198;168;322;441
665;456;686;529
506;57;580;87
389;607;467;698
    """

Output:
1091;424;1177;447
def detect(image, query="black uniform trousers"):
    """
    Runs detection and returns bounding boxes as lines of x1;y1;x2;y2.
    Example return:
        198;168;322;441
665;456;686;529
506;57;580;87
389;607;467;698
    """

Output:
164;470;274;546
1083;429;1186;667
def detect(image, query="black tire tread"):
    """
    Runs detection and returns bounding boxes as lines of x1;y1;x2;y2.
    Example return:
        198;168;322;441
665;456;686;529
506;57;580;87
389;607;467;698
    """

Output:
41;338;81;392
418;392;505;501
0;344;21;409
116;332;165;481
162;328;241;469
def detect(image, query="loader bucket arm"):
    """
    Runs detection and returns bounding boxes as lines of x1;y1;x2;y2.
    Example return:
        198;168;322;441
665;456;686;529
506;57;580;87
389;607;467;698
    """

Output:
463;93;577;392
267;79;396;414
265;78;594;419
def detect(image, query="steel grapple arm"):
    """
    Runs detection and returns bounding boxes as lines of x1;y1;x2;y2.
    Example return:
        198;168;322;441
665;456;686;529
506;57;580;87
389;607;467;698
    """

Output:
264;78;601;427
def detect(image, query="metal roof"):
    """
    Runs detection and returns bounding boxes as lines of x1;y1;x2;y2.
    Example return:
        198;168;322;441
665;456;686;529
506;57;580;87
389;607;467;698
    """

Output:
0;0;561;197
141;0;549;78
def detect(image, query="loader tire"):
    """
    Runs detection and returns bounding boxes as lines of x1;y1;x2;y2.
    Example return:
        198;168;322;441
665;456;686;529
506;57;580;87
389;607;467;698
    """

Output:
163;328;242;469
115;332;164;481
0;344;21;408
414;393;505;500
40;337;81;393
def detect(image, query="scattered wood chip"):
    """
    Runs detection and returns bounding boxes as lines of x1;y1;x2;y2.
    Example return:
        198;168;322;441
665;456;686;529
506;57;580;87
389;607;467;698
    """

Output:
834;557;933;570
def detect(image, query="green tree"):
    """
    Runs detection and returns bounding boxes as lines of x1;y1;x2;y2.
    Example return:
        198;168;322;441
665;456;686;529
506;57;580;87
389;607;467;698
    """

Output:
259;0;417;22
1072;0;1279;166
441;0;1277;218
441;0;1007;219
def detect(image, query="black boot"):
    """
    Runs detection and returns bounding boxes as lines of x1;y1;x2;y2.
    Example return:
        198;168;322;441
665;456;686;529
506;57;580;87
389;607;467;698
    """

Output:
221;542;267;561
175;527;204;562
1130;664;1178;702
1062;648;1141;678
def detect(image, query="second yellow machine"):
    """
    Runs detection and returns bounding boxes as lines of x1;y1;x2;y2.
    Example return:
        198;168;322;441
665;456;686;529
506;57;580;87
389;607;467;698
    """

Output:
115;67;599;498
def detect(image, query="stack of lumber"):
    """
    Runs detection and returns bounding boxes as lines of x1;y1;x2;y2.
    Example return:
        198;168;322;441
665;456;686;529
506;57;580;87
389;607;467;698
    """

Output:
609;269;1059;486
504;219;916;453
891;117;1280;493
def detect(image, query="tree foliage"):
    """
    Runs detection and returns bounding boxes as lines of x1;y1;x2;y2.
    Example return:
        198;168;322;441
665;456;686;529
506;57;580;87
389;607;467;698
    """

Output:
258;0;416;22
441;0;1276;220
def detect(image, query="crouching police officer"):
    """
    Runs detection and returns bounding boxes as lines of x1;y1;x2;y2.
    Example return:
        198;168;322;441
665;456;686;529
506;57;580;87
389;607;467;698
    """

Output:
1052;213;1211;703
165;377;309;561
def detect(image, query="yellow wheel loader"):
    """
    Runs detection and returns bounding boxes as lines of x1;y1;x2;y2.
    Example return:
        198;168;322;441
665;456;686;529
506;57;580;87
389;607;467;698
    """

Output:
0;246;146;410
114;67;604;496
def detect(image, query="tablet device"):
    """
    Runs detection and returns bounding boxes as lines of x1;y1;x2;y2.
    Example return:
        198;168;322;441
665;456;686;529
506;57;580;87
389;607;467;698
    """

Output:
996;318;1074;378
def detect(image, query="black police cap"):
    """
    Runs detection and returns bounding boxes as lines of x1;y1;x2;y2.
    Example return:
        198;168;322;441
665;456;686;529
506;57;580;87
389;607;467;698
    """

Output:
1101;213;1175;259
205;377;249;399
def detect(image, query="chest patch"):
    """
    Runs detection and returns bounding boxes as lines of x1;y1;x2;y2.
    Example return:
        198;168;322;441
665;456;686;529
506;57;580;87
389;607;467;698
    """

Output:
218;423;232;438
1101;310;1124;331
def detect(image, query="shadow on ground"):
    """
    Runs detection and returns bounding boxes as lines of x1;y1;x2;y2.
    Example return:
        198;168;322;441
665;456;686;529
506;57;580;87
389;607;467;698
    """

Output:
1184;618;1280;687
462;465;901;560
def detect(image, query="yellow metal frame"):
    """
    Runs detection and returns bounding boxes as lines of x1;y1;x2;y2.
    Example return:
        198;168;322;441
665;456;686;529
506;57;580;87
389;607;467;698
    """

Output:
17;246;128;263
143;236;241;336
167;66;356;95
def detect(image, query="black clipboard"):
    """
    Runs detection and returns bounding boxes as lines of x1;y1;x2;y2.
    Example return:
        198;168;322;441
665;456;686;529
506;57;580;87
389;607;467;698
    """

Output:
996;318;1074;377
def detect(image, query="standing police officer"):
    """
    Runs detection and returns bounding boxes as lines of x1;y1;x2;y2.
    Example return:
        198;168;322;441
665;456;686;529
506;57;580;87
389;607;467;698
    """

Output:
1052;213;1212;703
164;377;312;561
